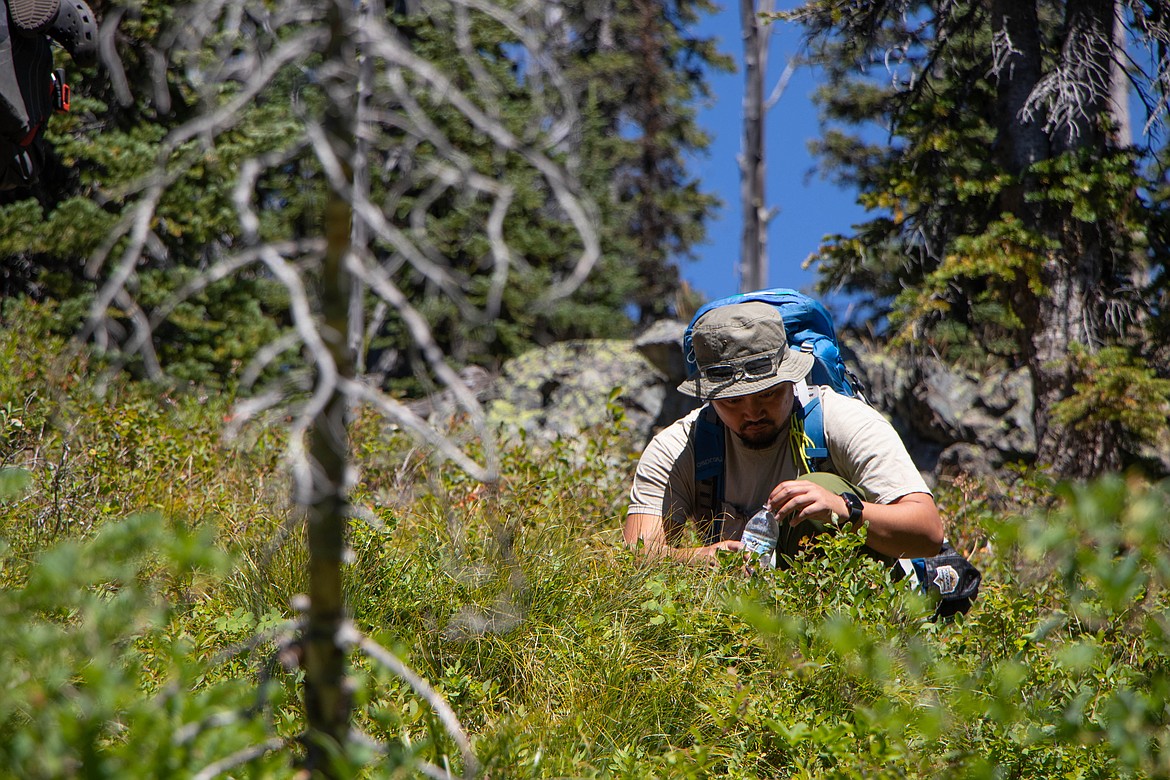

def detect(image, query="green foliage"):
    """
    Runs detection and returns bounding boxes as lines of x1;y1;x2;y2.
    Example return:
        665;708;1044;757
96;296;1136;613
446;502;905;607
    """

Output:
129;267;293;388
785;0;1170;472
0;467;31;499
0;512;299;779
1051;345;1170;454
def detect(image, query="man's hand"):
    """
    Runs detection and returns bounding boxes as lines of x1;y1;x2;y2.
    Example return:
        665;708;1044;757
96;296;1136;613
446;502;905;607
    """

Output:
766;480;944;559
768;479;850;528
693;538;744;567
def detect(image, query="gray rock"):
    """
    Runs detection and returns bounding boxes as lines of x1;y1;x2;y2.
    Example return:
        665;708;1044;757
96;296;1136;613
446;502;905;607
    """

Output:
916;363;982;441
485;339;668;446
634;319;689;384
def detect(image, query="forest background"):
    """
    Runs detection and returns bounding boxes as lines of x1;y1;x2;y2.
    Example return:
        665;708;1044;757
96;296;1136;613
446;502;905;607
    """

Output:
4;0;1170;778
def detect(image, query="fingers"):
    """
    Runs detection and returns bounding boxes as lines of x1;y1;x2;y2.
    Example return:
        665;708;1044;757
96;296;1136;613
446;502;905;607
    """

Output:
769;480;835;527
695;539;744;567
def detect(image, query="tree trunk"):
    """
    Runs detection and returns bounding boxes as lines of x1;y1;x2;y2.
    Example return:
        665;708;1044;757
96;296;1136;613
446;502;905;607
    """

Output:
302;0;356;772
989;0;1048;196
1109;0;1131;147
1030;0;1119;475
739;0;767;292
992;0;1121;476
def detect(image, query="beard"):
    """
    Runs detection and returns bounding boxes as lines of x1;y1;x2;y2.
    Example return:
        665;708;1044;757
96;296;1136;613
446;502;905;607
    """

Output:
736;419;783;450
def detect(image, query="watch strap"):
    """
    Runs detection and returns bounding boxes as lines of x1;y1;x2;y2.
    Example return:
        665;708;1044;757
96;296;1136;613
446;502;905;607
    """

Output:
840;491;864;524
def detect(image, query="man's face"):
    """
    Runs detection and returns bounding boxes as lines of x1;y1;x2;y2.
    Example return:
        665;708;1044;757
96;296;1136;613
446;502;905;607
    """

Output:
710;381;795;449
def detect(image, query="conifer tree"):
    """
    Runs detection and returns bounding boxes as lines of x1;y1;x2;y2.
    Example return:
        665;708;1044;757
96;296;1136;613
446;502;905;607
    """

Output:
784;0;1170;476
1;0;732;379
547;0;732;324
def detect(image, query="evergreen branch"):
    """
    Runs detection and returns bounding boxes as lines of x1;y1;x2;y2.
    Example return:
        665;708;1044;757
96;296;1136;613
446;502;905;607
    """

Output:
85;29;325;369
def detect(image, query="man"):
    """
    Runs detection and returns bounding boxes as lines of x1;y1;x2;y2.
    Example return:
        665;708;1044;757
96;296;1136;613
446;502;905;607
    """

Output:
624;301;943;567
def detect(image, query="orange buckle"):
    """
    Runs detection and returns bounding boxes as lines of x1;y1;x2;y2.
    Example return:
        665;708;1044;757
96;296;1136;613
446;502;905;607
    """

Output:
51;69;70;112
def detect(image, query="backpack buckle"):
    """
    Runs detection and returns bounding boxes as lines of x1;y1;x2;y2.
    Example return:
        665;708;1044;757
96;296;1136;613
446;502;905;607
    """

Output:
50;69;70;112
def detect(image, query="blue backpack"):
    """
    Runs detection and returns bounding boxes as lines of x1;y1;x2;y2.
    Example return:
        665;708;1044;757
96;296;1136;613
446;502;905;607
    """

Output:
683;288;980;619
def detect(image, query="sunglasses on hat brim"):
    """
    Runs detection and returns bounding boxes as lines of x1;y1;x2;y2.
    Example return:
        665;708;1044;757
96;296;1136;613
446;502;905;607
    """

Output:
698;350;781;384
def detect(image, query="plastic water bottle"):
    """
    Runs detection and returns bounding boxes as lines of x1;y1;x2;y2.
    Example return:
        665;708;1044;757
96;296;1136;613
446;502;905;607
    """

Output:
740;505;779;571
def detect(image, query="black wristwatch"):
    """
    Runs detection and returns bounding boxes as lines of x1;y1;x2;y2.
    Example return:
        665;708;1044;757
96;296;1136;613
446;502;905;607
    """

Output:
840;491;864;525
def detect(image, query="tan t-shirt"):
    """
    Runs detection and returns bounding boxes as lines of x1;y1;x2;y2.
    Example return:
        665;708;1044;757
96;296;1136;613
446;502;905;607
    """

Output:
627;386;931;534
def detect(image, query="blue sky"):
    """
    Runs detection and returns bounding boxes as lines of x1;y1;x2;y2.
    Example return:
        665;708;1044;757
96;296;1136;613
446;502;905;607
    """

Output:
683;3;866;304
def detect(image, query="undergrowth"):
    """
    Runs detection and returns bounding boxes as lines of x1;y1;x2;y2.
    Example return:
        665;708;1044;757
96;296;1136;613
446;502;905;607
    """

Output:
2;300;1170;778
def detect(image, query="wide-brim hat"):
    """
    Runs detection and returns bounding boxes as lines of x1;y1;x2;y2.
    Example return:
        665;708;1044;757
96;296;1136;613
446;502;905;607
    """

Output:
678;301;814;400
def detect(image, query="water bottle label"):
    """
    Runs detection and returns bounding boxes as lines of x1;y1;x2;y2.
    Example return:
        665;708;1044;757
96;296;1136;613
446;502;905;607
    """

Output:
741;534;773;556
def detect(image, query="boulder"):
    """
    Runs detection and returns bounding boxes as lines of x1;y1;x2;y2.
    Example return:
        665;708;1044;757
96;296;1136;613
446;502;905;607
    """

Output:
634;319;688;384
484;339;669;446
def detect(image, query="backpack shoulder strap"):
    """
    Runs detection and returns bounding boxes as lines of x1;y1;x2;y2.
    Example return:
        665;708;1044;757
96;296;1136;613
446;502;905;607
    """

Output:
691;404;725;545
791;393;830;475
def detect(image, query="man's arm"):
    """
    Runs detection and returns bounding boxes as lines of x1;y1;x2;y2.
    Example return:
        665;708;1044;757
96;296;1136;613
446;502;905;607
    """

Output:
768;481;943;559
623;512;743;566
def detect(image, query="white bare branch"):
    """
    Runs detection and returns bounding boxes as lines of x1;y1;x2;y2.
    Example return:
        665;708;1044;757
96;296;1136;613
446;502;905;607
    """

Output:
988;26;1020;81
83;7;602;767
98;7;132;107
1021;10;1114;143
346;249;498;481
341;378;491;481
255;245;338;443
351;626;481;779
306;113;474;313
363;16;600;302
191;738;286;780
765;55;798;111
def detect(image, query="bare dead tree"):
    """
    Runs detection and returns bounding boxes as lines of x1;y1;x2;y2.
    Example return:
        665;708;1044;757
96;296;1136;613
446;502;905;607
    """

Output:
739;0;795;293
739;0;769;292
85;0;600;776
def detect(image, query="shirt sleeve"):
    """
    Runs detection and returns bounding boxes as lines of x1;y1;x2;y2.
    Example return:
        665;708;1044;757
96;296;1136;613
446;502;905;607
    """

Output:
626;415;696;522
821;389;931;505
